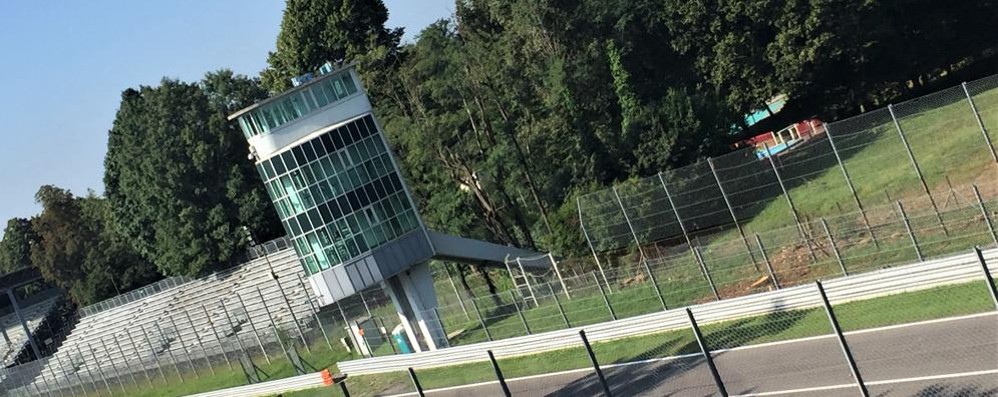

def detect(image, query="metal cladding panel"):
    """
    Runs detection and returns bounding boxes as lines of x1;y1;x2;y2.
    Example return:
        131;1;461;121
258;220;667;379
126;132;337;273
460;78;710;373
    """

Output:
373;230;434;277
308;229;433;306
332;266;354;300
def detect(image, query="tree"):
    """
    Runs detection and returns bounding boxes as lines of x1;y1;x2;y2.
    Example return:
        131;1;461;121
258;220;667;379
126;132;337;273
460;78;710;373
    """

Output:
0;218;38;274
104;71;280;277
260;0;403;93
29;186;159;305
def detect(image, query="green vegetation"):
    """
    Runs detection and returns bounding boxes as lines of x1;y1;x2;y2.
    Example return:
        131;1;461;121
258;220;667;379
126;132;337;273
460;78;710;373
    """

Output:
334;280;996;396
74;338;354;397
3;0;997;310
5;1;998;396
104;71;282;277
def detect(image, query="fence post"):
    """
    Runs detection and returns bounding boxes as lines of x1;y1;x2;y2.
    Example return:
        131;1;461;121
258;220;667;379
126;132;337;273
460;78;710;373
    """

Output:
111;335;139;387
153;322;184;382
358;290;374;318
255;286;290;363
218;299;249;365
579;330;613;396
548;254;571;300
469;298;492;341
973;185;998;248
339;379;351;397
593;272;617;320
815;281;869;396
488;350;512;397
658;172;697;259
962;82;998;165
335;301;363;356
820;218;848;276
686;308;728;397
888;104;947;236
754;234;781;290
138;325;168;383
896;201;923;262
202;303;233;370
612;187;667;310
443;264;471;320
235;294;271;364
763;142;816;261
40;361;59;397
578;197;613;292
124;328;155;387
367;317;394;356
694;247;720;301
86;343;114;395
98;339;128;394
166;314;199;378
942;176;960;209
973;247;998;310
824;124;878;247
707;157;759;268
552;286;572;328
296;273;334;350
511;292;531;335
407;367;425;397
62;348;88;395
183;309;215;375
273;276;310;352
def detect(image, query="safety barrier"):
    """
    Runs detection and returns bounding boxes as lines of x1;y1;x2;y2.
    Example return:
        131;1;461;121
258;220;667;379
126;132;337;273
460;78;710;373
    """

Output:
186;369;334;397
337;248;998;375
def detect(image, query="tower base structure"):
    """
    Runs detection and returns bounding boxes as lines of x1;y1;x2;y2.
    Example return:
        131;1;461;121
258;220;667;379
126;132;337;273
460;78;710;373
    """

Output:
309;230;548;352
383;262;448;352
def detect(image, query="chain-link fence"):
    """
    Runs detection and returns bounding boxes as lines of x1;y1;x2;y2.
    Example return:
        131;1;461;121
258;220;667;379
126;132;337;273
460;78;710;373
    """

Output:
423;189;998;352
0;238;405;397
578;73;998;285
333;251;997;397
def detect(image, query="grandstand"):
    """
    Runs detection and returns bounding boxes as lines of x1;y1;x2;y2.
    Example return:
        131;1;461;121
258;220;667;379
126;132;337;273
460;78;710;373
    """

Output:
1;290;61;367
0;238;323;395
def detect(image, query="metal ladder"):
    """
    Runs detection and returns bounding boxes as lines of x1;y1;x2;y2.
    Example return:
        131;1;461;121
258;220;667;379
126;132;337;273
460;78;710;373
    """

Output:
504;255;539;307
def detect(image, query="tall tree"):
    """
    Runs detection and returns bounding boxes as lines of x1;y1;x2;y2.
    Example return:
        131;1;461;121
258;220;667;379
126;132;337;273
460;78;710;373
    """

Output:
260;0;403;93
0;218;38;274
30;186;159;305
104;71;280;277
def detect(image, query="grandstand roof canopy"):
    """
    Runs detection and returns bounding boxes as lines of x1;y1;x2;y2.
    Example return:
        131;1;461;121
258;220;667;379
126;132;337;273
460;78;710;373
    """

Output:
0;267;43;291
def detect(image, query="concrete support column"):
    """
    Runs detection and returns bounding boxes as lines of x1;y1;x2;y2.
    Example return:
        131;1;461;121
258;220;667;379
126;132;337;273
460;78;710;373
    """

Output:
383;262;449;352
5;288;41;359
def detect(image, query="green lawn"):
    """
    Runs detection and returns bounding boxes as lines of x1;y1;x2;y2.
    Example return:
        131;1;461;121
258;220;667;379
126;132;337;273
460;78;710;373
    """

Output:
65;336;355;397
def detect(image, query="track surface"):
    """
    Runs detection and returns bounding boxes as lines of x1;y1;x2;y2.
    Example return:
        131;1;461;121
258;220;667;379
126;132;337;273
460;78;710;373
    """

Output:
390;314;998;396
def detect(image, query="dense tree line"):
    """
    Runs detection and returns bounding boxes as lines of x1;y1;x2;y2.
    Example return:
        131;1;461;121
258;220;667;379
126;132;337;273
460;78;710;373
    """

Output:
2;0;996;306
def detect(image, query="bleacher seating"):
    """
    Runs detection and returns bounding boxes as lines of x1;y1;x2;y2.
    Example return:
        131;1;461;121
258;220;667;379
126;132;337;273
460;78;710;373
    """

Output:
5;239;321;394
0;290;60;367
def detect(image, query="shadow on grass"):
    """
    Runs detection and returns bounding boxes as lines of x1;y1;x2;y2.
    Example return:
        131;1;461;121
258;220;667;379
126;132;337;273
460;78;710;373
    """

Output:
543;298;809;396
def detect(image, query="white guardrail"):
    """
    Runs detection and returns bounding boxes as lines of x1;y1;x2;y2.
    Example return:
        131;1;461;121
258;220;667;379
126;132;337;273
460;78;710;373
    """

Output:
185;369;334;397
338;248;998;375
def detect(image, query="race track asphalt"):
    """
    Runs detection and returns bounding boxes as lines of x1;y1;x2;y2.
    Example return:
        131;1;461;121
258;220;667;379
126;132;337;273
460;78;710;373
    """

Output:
389;313;998;397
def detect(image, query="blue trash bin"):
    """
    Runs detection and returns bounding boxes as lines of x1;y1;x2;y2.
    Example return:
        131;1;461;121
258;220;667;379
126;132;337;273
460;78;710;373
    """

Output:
391;325;412;354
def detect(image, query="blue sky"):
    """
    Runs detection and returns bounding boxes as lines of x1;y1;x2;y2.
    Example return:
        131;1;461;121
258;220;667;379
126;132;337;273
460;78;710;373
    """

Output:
0;1;453;232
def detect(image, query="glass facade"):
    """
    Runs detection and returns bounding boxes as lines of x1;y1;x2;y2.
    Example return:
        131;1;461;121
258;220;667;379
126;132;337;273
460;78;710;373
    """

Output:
236;71;359;139
256;114;421;276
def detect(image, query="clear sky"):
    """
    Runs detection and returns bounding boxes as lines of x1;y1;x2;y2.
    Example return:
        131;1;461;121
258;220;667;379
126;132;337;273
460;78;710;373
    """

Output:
0;0;453;234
